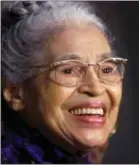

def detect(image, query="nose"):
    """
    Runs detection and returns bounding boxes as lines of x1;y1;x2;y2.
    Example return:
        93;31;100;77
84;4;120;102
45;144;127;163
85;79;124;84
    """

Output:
78;66;106;96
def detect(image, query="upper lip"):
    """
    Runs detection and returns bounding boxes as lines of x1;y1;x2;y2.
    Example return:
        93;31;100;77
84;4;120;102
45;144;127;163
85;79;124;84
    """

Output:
69;101;106;113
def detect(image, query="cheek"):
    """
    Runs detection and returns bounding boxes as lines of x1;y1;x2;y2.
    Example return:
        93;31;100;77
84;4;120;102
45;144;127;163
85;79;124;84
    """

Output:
107;83;122;107
107;83;122;124
35;83;76;133
23;81;75;128
37;82;75;113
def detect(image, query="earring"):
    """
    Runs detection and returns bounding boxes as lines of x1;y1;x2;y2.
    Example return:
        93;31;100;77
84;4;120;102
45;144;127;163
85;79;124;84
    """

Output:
109;127;117;139
111;127;116;135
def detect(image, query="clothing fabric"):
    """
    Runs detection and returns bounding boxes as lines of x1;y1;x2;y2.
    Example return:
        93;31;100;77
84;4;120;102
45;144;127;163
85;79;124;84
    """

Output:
1;108;93;164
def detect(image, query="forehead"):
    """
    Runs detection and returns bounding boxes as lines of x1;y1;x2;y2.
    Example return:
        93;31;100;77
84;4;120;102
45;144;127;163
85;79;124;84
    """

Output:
45;26;111;63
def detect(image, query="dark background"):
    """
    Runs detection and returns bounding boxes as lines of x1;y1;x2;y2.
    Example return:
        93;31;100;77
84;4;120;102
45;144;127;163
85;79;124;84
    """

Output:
2;1;139;164
92;1;139;163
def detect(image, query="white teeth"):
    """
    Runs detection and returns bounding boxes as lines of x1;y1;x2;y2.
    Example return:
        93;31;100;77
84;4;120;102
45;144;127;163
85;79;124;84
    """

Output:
83;108;86;114
96;109;99;114
99;108;103;115
70;108;104;116
87;109;90;114
92;110;96;114
78;109;81;115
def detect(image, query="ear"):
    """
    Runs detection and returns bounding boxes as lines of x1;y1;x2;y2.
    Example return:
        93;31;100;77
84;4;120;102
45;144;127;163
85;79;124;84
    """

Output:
3;80;25;111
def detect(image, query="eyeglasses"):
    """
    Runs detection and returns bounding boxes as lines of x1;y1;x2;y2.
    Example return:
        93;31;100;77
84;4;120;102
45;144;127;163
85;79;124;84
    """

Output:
30;57;127;87
25;57;128;87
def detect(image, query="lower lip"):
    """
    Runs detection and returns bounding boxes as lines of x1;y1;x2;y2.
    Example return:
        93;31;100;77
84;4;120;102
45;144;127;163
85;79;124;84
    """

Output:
70;113;105;126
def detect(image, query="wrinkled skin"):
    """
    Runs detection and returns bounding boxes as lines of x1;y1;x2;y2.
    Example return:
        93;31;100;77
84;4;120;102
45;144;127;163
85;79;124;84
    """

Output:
3;25;122;163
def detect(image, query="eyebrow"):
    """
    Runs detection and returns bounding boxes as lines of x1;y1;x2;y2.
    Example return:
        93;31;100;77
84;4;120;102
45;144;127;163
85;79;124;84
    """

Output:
53;52;114;63
53;53;82;62
96;52;114;62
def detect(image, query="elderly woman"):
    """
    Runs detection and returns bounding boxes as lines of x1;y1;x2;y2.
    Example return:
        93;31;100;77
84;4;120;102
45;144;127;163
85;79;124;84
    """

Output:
1;1;128;164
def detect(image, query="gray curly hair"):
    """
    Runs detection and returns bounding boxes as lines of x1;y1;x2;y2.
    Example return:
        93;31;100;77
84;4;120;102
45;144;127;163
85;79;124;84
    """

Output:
2;1;110;84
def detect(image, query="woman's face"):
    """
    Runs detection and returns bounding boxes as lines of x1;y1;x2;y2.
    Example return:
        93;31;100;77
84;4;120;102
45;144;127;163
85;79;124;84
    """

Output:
21;25;122;152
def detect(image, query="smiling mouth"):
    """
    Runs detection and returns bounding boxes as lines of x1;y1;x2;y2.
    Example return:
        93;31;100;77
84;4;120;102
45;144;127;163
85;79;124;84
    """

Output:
67;101;107;125
68;107;106;125
69;108;105;116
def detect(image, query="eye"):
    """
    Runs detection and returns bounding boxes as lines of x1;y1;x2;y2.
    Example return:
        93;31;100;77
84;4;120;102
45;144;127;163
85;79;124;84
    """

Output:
63;68;73;74
100;62;117;74
56;64;83;76
62;66;83;75
102;66;115;73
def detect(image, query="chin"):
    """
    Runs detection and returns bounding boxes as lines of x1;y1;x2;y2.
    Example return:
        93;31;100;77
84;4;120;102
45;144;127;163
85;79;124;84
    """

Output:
72;129;109;150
